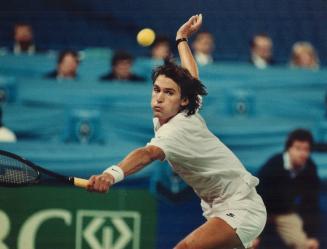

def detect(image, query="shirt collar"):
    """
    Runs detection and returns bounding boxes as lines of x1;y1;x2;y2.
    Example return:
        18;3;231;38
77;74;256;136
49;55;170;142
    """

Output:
195;52;213;65
14;43;35;55
153;111;188;132
283;151;306;178
283;152;292;171
251;53;268;69
153;117;161;132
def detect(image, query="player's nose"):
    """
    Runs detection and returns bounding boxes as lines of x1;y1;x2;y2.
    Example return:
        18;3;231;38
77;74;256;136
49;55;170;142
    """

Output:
157;92;164;103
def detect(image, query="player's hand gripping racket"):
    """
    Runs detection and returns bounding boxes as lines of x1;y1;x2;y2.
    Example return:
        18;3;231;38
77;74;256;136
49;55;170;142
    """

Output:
0;150;89;188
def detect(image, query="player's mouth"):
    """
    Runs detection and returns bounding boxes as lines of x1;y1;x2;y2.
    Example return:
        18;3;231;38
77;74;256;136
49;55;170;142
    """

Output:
153;106;162;112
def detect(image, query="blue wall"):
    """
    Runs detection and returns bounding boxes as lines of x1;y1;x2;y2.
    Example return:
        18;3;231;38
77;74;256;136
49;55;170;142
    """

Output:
0;0;326;64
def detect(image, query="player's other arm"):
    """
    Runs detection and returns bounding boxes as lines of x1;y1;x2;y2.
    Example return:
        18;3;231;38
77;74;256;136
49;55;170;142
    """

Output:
87;145;164;193
176;14;202;79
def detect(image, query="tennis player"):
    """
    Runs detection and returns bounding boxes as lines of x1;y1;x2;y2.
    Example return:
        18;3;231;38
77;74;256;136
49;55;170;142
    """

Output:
87;14;267;249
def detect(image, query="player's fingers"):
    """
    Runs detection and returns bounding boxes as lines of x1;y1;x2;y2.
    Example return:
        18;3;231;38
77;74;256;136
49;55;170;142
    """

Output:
100;185;109;193
188;15;196;22
94;175;110;193
195;14;201;22
93;176;103;191
194;14;202;26
192;15;197;23
188;15;197;26
198;14;203;24
87;175;96;191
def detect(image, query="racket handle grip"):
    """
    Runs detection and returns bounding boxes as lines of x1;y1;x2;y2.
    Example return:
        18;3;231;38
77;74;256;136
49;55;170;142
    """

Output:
73;177;89;188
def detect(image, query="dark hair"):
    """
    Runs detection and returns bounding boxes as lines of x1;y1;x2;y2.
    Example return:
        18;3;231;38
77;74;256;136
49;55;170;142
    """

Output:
194;31;214;40
285;128;314;151
14;22;32;30
57;50;80;65
151;36;171;49
152;60;207;116
111;51;133;67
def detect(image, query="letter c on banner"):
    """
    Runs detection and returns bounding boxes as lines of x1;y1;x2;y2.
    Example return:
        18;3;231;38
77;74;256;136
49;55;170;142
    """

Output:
0;210;10;249
17;209;72;249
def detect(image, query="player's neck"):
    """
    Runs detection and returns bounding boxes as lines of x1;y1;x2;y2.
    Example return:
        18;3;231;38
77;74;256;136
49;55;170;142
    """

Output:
158;115;175;126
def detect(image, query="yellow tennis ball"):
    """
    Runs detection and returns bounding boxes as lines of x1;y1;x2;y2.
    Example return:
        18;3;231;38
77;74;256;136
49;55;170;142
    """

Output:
137;28;156;47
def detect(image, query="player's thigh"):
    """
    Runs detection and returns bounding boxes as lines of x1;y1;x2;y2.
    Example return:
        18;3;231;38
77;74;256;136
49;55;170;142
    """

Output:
174;217;245;249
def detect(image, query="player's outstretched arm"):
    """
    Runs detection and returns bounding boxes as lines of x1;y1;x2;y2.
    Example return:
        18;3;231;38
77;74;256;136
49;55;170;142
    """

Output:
87;145;164;193
176;14;202;79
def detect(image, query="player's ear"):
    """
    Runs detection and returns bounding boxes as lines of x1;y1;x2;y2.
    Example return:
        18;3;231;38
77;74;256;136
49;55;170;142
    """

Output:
181;97;189;107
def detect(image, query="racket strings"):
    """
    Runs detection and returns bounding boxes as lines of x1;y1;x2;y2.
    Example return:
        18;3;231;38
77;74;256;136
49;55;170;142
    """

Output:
0;155;38;185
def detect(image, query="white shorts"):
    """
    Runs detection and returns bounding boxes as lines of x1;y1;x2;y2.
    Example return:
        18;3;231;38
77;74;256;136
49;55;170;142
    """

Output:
201;188;267;248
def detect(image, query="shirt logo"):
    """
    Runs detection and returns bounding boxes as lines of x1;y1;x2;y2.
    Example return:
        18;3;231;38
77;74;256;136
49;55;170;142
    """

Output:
226;213;235;218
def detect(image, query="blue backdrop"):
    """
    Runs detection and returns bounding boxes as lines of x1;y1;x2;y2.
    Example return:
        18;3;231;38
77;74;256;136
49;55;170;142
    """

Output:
0;0;326;64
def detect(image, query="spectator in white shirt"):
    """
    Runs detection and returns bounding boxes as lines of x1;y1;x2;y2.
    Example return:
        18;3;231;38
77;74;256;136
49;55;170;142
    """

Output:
250;34;275;69
192;31;215;66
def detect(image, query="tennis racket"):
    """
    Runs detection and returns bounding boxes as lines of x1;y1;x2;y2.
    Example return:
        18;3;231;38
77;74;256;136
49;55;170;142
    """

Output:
0;150;89;188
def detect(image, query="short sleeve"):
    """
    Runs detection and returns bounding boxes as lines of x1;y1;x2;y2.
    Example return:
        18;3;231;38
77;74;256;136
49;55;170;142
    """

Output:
147;125;191;162
147;136;172;161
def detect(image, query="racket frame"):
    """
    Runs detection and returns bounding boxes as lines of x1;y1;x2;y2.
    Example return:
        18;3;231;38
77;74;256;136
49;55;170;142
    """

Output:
0;150;75;187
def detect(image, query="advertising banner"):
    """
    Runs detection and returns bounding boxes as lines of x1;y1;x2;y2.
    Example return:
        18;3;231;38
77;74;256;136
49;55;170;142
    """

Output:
0;187;157;249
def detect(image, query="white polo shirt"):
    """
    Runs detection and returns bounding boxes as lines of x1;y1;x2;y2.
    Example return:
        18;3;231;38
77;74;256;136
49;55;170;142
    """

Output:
147;111;259;206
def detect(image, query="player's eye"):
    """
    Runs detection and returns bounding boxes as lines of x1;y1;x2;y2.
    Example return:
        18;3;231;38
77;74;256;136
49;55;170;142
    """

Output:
153;87;160;93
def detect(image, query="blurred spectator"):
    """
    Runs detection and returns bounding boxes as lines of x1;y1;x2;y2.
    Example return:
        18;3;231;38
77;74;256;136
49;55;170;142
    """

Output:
99;51;145;82
257;129;320;249
192;31;215;65
290;42;320;70
13;23;36;55
150;36;172;60
250;33;274;69
44;50;80;80
0;107;16;142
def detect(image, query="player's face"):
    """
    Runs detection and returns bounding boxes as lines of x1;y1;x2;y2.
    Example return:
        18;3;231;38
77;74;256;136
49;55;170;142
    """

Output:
288;140;311;170
151;75;188;125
